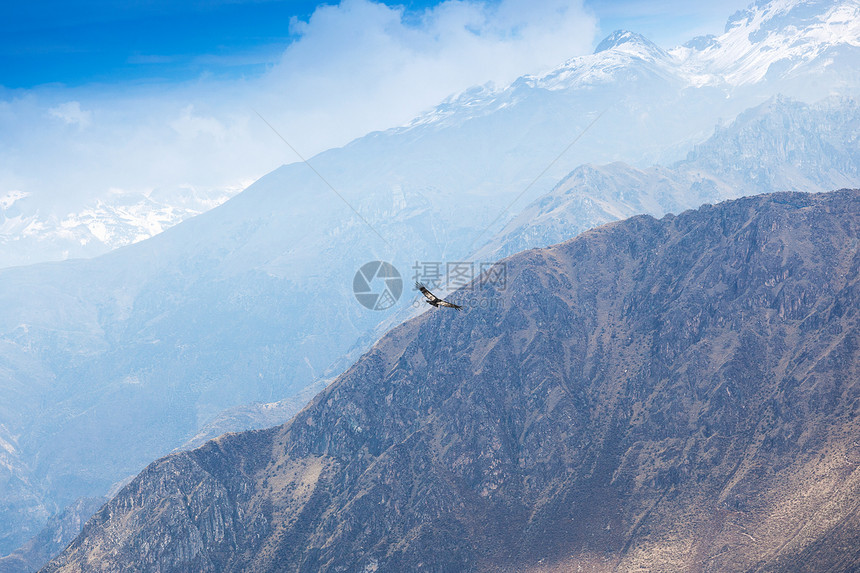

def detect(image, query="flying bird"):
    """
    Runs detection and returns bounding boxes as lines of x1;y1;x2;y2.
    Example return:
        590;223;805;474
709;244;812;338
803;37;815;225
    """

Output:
416;282;462;311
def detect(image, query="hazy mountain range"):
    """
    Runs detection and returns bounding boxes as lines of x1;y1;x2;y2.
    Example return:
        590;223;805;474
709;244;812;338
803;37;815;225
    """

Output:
3;0;859;270
1;0;859;565
478;95;860;260
42;189;860;571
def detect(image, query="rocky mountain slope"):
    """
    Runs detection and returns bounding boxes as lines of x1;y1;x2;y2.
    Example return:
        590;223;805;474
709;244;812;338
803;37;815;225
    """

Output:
44;190;860;572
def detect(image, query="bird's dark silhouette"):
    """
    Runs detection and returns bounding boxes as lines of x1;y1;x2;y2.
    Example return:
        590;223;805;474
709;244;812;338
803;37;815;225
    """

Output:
415;282;462;310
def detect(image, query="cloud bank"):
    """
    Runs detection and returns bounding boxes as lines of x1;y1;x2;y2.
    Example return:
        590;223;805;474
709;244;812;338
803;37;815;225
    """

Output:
0;0;597;224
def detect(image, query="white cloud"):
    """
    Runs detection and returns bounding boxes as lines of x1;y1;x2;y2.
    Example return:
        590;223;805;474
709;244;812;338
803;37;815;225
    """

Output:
48;101;92;128
257;0;597;152
0;0;598;230
170;105;228;141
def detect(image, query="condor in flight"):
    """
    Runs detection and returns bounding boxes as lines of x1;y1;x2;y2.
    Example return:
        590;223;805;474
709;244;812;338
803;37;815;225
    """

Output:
416;282;462;311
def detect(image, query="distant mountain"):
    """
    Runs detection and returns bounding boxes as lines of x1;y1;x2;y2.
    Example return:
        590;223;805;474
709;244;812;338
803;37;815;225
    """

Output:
674;0;860;90
684;94;860;191
176;380;328;453
0;425;49;555
0;187;237;269
43;190;860;572
3;0;860;558
8;1;860;270
0;498;104;573
477;96;860;260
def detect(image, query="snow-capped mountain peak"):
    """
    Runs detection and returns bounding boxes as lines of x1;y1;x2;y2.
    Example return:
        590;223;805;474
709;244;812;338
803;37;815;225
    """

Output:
674;0;860;85
0;186;241;268
403;28;681;130
594;30;667;58
412;0;860;132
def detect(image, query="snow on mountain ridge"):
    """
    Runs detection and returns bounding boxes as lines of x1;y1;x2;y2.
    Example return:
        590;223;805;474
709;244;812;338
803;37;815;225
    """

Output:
0;186;241;268
534;31;681;90
410;0;860;132
594;30;666;55
403;82;505;129
403;29;683;130
0;191;29;211
674;0;860;85
403;0;860;135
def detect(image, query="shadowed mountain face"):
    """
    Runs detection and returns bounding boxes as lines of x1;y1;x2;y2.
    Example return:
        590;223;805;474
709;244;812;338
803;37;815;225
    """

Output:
44;190;860;572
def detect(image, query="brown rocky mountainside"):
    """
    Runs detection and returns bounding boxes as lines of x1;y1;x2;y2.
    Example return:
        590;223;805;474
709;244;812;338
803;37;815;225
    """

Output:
43;190;860;572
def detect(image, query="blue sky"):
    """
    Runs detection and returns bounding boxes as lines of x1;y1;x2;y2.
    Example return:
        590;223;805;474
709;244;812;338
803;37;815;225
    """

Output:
1;0;749;88
2;0;317;87
3;0;454;87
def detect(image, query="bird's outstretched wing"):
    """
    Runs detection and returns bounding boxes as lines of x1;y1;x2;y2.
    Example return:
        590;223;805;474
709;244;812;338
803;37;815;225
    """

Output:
415;282;462;311
437;299;463;311
416;282;441;303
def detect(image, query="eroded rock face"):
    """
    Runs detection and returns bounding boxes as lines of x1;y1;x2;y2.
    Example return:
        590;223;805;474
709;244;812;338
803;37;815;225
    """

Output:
44;190;860;572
